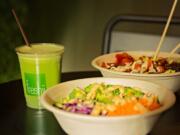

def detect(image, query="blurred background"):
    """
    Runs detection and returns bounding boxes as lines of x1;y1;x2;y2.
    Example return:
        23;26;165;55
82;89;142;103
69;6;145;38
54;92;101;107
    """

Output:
1;0;180;83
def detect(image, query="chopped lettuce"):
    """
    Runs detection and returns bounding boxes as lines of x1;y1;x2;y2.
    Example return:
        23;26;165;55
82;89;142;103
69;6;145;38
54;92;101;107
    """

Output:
69;88;86;99
96;93;112;104
112;88;120;96
124;87;144;97
84;84;93;93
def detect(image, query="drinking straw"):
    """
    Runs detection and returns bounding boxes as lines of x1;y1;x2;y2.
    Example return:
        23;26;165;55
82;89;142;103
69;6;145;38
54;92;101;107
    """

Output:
12;9;31;47
153;0;178;61
167;43;180;58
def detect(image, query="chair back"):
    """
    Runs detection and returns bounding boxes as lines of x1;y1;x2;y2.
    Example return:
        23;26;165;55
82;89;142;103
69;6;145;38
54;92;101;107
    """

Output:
102;15;180;54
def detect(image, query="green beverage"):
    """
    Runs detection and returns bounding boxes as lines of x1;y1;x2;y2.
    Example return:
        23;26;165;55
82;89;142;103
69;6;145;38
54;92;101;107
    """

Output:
16;43;64;109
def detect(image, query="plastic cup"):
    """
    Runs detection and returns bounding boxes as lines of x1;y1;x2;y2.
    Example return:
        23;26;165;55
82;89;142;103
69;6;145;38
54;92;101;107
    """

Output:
16;43;64;109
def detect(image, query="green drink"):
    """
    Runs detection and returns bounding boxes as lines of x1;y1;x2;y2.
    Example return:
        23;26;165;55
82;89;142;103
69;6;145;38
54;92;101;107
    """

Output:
16;43;64;109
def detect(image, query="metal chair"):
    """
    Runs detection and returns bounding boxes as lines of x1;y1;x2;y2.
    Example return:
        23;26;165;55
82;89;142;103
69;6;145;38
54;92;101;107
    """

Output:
102;15;180;54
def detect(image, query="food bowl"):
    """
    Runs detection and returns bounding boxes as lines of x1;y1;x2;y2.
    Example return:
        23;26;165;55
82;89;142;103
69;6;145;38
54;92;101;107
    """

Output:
92;51;180;92
41;77;175;135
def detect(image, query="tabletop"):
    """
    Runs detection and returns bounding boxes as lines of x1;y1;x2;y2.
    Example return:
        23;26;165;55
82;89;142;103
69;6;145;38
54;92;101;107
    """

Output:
0;71;180;135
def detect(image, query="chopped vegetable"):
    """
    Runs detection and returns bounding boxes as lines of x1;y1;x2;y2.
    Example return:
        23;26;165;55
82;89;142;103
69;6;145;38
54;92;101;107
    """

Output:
54;83;162;116
101;52;180;74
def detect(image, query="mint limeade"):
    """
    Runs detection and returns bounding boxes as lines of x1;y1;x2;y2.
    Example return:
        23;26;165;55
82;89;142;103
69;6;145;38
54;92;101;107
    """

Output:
16;43;64;109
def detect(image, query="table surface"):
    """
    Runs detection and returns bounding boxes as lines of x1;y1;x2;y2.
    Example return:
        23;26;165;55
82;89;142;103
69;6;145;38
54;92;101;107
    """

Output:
0;71;180;135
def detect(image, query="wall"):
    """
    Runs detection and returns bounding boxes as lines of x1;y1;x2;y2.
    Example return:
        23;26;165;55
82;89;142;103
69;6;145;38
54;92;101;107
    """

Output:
23;0;180;72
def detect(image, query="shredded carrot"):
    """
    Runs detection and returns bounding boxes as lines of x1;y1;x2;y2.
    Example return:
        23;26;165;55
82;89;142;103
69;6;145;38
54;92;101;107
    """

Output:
139;98;149;108
107;98;161;116
107;101;141;116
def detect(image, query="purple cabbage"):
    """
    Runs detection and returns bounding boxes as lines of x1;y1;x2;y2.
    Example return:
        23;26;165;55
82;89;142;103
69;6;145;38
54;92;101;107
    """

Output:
64;103;93;114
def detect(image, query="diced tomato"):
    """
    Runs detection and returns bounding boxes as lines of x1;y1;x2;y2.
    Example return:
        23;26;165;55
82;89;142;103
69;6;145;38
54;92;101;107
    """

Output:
115;54;124;63
121;58;133;65
149;102;161;111
134;63;141;70
115;53;134;65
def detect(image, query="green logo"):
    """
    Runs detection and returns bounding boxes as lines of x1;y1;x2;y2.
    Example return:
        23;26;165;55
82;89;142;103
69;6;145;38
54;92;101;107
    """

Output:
25;73;46;96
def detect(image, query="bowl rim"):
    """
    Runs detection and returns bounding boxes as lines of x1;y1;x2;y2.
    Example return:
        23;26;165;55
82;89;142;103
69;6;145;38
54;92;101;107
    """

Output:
41;77;176;121
91;51;180;77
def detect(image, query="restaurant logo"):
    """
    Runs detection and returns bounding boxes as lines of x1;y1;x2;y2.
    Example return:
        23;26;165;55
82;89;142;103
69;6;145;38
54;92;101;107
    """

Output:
25;73;46;96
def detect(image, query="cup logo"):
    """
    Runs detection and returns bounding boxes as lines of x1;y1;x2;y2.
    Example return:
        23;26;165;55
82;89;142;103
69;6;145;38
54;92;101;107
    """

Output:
25;73;46;96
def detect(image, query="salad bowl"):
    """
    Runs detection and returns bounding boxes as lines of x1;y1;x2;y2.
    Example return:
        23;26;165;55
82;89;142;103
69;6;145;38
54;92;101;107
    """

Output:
92;51;180;92
41;77;175;135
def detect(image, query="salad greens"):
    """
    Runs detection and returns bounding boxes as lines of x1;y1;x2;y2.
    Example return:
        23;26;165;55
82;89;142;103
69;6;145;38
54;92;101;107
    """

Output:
54;83;161;116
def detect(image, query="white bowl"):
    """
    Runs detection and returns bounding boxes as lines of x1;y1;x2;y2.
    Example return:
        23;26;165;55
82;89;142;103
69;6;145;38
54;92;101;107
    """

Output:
92;51;180;92
41;77;175;135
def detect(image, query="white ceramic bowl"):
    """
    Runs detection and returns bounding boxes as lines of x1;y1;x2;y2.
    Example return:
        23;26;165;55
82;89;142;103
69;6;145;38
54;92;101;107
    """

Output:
92;51;180;92
41;77;175;135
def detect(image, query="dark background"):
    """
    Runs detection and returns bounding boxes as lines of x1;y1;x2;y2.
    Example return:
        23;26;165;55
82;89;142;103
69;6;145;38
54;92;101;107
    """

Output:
1;0;180;83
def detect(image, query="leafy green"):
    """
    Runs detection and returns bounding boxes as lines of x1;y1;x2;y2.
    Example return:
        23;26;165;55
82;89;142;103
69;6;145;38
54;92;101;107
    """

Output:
84;84;93;93
112;88;120;96
124;87;144;97
96;93;112;104
69;88;85;99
